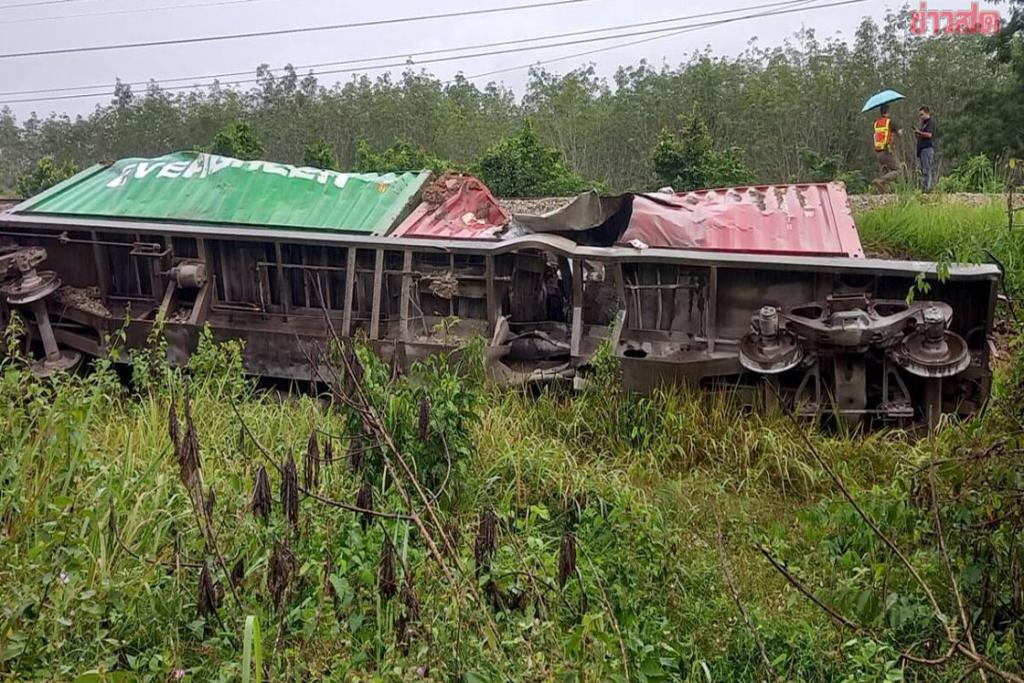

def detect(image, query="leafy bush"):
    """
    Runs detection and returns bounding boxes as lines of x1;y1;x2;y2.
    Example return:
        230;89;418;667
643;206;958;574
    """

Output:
346;335;484;498
473;120;597;197
798;146;868;193
652;110;755;191
936;154;1010;193
208;122;266;160
15;156;79;197
355;139;451;176
300;138;338;171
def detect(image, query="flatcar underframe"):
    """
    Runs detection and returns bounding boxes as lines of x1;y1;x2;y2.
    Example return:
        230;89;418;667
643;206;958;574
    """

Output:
0;211;1001;427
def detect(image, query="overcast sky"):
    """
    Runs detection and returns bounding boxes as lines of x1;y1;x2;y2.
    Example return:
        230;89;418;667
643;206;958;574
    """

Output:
0;0;996;120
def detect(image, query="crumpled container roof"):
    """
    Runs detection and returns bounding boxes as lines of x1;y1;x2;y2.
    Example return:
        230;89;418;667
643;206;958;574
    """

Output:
623;183;864;257
14;152;430;235
402;181;863;258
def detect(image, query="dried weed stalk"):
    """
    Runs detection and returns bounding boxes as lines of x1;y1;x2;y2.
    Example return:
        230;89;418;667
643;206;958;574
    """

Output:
418;397;431;441
474;508;498;573
197;564;218;617
251;465;272;522
356;483;374;532
268;539;296;610
304;431;321;490
168;401;180;454
348;433;364;474
396;566;420;644
230;557;246;590
558;531;577;588
323;553;337;604
378;535;397;601
280;451;299;533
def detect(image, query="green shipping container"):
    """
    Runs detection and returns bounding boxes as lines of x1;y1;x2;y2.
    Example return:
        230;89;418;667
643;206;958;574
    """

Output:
15;151;431;235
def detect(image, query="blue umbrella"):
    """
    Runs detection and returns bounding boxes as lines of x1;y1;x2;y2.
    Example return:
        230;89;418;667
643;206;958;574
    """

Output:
861;89;905;113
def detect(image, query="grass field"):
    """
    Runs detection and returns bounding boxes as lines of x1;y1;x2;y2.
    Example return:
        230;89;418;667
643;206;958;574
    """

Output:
1;198;1022;682
857;196;1023;294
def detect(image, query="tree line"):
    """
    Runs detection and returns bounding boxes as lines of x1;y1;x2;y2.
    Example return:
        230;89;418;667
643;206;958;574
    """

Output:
1;8;1021;197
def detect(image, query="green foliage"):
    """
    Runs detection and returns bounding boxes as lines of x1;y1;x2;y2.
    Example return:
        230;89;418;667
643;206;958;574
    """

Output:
948;1;1024;160
935;154;1011;193
798;146;868;193
208;121;266;160
653;110;754;191
354;139;451;175
347;335;484;496
14;156;79;198
241;616;262;683
473;119;597;197
300;138;338;171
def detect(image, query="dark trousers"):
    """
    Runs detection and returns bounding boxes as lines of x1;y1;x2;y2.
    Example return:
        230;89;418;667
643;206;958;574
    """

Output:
918;147;935;192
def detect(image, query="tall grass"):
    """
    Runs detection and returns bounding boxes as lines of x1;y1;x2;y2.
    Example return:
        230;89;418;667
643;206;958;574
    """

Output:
855;197;1023;294
2;339;968;681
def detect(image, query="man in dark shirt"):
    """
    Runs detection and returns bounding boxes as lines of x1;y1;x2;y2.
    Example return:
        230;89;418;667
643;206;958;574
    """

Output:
914;106;935;192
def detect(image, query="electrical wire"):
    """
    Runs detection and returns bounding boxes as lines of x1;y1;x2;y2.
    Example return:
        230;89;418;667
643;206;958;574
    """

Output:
462;0;823;79
0;0;874;106
0;0;95;10
0;0;272;26
0;0;816;98
0;0;602;60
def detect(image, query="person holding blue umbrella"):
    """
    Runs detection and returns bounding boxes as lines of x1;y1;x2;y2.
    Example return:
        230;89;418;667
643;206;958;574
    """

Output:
864;89;905;192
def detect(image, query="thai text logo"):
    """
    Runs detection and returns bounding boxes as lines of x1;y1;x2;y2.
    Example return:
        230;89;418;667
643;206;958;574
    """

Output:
911;1;1001;34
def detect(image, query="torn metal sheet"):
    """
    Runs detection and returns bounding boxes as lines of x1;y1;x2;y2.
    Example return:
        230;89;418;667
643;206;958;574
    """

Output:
510;191;633;246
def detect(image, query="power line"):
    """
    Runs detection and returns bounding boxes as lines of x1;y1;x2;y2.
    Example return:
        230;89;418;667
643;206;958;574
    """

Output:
462;0;826;79
463;0;819;79
0;0;874;107
0;0;95;10
0;0;273;26
0;0;602;60
0;0;814;98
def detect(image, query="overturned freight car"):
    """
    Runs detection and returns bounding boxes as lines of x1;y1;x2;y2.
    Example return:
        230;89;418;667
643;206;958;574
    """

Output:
0;151;1001;427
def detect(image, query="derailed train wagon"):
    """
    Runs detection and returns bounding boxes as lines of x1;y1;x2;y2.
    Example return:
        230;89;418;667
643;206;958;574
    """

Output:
0;151;1000;427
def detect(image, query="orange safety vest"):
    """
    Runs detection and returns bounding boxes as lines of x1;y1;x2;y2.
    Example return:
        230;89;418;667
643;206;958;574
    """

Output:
873;116;892;152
